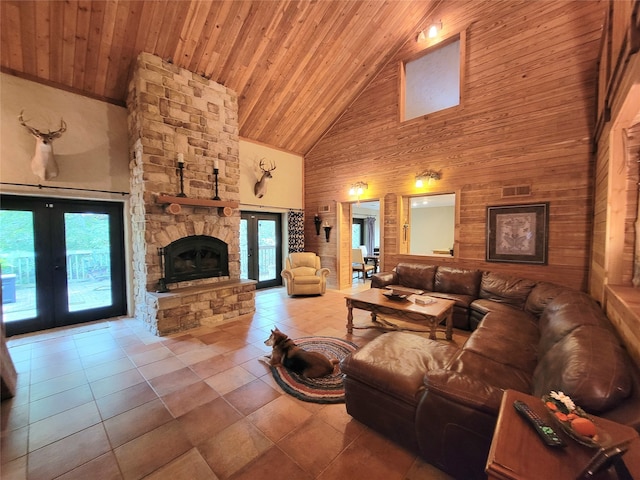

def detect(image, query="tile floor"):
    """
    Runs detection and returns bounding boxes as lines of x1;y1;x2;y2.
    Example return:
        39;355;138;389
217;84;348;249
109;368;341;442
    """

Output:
1;283;463;480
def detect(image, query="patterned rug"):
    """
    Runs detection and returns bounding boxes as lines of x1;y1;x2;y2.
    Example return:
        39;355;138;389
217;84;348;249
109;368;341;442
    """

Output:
268;336;358;404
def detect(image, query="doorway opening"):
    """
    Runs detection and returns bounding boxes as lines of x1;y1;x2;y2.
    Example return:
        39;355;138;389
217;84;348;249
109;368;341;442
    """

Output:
240;211;283;289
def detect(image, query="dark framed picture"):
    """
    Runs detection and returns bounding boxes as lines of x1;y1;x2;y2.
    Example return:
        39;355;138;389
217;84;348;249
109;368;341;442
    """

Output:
486;202;549;264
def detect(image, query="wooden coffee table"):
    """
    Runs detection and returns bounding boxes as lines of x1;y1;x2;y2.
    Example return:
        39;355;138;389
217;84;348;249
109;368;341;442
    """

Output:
345;289;455;340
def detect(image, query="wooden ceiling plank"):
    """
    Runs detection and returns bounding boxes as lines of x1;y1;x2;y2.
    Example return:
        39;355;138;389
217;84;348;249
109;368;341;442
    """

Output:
18;1;37;76
158;1;193;63
173;1;211;70
240;1;351;139
192;1;234;76
82;0;106;92
48;1;65;84
107;0;146;102
93;0;119;97
61;0;78;87
71;0;92;90
203;1;254;82
237;0;325;131
1;2;24;72
102;0;131;101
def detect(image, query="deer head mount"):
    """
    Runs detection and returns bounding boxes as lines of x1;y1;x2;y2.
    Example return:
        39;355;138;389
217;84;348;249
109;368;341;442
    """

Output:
19;110;67;181
254;159;276;198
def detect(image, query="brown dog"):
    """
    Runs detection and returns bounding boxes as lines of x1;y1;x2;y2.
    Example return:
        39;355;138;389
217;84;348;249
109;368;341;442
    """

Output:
263;327;338;378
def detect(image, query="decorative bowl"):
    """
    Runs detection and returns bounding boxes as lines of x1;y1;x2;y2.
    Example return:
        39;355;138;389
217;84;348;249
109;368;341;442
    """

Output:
542;393;608;448
382;291;409;302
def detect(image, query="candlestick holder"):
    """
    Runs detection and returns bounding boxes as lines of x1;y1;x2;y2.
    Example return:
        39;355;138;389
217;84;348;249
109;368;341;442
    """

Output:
176;162;186;197
212;167;221;200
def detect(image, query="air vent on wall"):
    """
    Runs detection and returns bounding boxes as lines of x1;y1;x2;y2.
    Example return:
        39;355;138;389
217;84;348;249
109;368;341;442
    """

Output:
502;185;531;198
318;205;331;213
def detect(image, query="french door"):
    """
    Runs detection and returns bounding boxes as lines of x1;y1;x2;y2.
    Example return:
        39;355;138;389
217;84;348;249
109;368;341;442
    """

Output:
0;195;127;336
240;212;282;289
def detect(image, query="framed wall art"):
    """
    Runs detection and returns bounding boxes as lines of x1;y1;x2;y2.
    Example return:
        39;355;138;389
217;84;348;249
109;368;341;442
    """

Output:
486;202;549;264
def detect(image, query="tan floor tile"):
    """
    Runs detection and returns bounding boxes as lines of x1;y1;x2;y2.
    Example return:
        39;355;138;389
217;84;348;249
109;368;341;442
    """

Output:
29;370;87;402
84;356;135;382
144;447;219;480
1;425;28;464
189;354;237;379
223;378;281;416
161;381;220;418
129;346;174;367
247;395;313;442
138;356;186;380
147;366;200;396
199;418;273;479
176;345;220;366
56;451;123;480
90;368;146;398
176;397;242;446
228;446;313;480
1;454;27;480
27;424;111;479
103;398;173;448
95;382;159;420
29;384;94;423
279;416;352;477
113;420;192;480
405;457;454;480
204;365;256;395
29;401;102;451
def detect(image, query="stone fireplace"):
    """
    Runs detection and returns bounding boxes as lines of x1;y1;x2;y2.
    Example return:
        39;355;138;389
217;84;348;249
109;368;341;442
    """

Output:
127;52;255;335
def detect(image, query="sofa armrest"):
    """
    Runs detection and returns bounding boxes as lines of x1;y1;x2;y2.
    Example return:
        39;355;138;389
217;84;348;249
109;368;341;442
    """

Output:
371;271;397;288
317;267;330;278
423;370;505;415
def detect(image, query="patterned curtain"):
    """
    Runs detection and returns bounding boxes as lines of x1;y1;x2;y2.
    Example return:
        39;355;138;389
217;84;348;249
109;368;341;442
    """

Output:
288;210;305;253
365;216;376;256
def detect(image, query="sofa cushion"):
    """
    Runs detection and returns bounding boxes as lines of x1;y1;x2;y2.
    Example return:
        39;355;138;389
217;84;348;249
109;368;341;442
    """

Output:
470;298;525;318
538;291;610;355
435;267;481;297
448;350;532;393
340;332;458;405
395;263;437;291
533;325;632;413
291;266;318;277
463;312;539;372
478;271;536;310
524;281;566;317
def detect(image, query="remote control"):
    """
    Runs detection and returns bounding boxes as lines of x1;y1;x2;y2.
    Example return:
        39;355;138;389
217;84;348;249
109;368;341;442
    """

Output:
513;400;566;447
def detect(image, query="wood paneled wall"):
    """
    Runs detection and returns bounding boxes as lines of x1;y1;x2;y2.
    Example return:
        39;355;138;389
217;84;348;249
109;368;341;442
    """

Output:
305;0;605;290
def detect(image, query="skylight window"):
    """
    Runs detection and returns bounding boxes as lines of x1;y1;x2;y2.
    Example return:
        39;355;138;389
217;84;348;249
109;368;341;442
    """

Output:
400;33;464;122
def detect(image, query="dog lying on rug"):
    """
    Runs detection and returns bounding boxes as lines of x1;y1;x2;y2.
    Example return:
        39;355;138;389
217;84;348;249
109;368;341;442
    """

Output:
263;327;339;378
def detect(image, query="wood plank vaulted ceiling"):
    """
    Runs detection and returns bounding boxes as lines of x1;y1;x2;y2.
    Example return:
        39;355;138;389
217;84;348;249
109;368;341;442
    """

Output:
1;0;440;155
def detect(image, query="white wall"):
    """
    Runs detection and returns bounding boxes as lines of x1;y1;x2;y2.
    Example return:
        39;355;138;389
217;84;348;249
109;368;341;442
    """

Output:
410;206;455;255
239;138;303;211
0;73;130;193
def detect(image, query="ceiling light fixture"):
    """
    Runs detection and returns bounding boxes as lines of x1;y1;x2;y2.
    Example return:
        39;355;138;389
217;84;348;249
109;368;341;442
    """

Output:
349;181;368;204
415;170;441;188
417;20;442;42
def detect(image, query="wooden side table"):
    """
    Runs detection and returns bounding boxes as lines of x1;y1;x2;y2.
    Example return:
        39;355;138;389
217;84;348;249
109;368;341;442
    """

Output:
486;390;640;480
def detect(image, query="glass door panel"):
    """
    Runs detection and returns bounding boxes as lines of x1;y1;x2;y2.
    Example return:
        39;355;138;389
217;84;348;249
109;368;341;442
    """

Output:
0;210;37;322
240;212;282;289
257;219;277;282
64;212;113;312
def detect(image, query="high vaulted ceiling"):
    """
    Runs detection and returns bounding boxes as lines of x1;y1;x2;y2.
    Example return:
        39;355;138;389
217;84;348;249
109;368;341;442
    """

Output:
0;0;440;155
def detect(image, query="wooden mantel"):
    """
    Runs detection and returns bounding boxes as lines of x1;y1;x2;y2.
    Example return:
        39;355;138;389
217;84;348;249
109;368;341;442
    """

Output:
156;195;239;217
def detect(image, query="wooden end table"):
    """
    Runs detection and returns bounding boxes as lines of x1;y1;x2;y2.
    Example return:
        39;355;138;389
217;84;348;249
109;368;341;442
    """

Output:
486;389;640;480
344;289;455;340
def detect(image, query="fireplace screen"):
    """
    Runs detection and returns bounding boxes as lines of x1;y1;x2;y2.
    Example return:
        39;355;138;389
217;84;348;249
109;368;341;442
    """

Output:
161;235;229;284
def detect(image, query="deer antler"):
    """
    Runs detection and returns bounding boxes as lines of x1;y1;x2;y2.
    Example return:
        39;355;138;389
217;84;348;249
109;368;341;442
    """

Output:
18;111;66;138
259;159;276;172
18;110;40;137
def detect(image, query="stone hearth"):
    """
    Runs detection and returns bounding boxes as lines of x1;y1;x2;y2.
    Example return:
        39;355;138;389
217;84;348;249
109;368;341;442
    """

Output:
127;53;255;335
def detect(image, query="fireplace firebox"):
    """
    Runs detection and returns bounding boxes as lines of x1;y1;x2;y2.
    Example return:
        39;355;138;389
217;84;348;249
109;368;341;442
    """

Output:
158;235;229;290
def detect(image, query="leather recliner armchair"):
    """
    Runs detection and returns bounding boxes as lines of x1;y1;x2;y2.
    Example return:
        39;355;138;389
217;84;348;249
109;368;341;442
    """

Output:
281;252;329;296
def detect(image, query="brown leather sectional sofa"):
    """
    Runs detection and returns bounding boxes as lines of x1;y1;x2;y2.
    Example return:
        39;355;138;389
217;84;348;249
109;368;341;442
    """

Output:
341;263;640;479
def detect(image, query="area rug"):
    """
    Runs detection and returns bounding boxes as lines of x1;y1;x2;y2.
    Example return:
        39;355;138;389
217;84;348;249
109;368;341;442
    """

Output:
268;336;358;404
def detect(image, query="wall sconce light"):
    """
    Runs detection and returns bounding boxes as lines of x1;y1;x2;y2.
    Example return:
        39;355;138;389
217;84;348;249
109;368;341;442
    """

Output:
314;214;322;235
322;221;332;242
415;170;442;188
349;181;368;204
417;20;442;42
